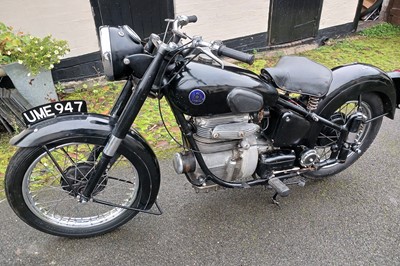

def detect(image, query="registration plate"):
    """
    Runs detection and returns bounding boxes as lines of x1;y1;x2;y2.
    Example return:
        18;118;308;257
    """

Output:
22;100;87;126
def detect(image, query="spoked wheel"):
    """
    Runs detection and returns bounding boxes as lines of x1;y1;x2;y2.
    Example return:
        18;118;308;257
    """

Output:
307;93;383;178
5;138;159;237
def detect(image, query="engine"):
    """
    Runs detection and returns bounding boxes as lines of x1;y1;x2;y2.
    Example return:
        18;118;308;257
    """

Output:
173;114;272;189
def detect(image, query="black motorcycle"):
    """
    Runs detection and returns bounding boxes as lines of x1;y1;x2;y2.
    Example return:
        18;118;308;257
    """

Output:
4;16;400;237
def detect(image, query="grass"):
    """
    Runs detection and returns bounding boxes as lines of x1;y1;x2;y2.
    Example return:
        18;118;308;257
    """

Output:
0;23;399;199
0;137;16;199
300;36;400;71
359;22;400;37
60;82;181;157
240;22;400;72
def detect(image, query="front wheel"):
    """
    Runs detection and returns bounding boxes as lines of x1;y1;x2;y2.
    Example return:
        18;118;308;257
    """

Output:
307;92;383;178
5;138;159;237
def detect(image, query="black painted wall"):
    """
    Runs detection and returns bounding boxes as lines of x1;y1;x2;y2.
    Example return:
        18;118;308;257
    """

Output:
90;0;174;39
52;0;360;82
52;0;174;82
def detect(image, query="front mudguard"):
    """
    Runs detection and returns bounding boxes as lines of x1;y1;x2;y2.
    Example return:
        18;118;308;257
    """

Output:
11;113;155;150
306;63;397;147
10;113;160;209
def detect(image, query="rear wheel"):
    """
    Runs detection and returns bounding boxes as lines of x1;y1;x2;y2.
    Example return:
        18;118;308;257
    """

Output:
307;93;383;178
5;138;159;237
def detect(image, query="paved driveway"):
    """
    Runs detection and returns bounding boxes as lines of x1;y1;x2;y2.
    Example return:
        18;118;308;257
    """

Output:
1;115;400;265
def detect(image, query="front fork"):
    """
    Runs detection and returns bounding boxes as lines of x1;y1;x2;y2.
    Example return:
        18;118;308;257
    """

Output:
81;45;169;201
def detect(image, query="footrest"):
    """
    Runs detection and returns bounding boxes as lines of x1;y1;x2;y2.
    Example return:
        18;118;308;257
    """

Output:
268;177;290;197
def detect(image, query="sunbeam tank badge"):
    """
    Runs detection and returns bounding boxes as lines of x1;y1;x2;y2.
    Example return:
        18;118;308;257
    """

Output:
189;89;206;105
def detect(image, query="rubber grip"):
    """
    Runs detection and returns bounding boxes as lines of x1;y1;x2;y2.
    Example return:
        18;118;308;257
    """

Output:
187;15;198;23
268;177;290;197
217;45;255;65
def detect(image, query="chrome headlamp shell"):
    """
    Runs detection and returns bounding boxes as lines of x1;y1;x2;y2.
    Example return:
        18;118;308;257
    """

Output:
99;26;113;79
99;25;143;81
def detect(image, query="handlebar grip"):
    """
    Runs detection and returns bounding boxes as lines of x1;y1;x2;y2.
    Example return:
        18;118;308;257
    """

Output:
187;15;198;23
217;45;255;65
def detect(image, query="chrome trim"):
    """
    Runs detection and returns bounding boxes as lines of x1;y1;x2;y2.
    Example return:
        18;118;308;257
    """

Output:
103;135;123;156
99;26;114;79
123;25;141;43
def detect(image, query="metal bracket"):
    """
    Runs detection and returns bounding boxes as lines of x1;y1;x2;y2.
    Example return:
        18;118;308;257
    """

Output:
365;113;388;124
272;193;281;208
93;198;163;216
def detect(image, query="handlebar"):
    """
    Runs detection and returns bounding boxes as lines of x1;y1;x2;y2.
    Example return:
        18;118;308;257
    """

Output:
217;45;255;65
173;15;198;30
187;15;198;23
168;15;255;65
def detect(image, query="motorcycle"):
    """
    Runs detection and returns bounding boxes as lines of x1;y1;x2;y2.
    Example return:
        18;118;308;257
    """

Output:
4;15;400;238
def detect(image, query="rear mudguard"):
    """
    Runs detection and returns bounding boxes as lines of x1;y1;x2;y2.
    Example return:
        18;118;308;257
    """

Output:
317;63;397;119
10;113;160;208
306;63;397;147
388;71;400;106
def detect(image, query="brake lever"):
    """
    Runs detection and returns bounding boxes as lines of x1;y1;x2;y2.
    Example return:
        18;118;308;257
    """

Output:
197;47;224;69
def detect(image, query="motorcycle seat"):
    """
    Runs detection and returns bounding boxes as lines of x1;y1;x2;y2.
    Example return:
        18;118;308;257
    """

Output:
261;56;333;97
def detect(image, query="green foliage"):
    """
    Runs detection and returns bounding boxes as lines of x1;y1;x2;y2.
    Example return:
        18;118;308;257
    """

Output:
0;22;69;76
54;82;65;94
359;23;400;37
244;26;400;73
237;57;279;73
61;83;181;158
299;36;400;71
0;134;16;199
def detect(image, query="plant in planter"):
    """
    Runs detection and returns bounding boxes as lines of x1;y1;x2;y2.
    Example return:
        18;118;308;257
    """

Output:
0;22;69;106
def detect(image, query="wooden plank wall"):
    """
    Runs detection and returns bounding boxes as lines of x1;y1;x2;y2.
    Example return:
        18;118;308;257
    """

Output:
388;0;400;24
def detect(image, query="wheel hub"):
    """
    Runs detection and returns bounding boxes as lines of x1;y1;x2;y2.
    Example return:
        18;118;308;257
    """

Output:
62;163;107;196
317;112;345;146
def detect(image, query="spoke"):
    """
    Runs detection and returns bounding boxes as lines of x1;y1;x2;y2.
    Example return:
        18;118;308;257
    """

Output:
36;160;60;178
317;134;338;141
36;193;73;211
30;185;68;194
60;147;87;177
108;176;134;184
316;99;374;164
43;146;78;192
318;132;338;145
24;142;139;228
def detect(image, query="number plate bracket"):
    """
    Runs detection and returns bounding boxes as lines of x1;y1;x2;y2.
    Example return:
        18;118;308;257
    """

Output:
22;100;88;126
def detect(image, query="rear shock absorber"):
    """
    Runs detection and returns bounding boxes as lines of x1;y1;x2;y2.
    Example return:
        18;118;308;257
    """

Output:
307;96;320;111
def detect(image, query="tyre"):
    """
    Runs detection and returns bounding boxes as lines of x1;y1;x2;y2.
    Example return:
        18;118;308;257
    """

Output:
306;92;383;178
5;137;159;237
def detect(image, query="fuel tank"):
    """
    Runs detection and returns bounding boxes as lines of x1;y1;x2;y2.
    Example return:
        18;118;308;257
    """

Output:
166;62;278;116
